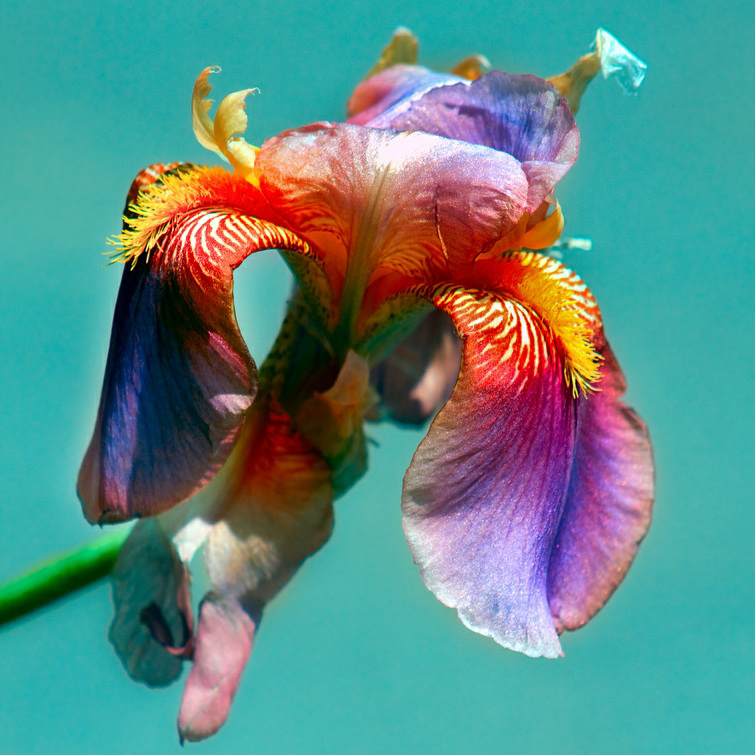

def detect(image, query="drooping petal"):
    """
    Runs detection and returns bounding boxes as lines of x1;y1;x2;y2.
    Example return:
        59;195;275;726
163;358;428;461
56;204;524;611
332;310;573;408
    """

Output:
178;592;259;742
386;72;579;211
78;167;316;523
369;308;462;425
402;284;577;658
548;338;654;631
109;519;194;687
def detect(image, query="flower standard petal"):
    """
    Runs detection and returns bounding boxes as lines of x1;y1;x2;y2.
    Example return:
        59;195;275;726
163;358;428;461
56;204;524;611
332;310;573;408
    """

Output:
385;71;579;212
78;166;318;523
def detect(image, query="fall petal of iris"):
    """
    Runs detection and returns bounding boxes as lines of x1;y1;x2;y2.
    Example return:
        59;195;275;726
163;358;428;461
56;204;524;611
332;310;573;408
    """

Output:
402;285;579;658
548;338;654;631
78;168;315;523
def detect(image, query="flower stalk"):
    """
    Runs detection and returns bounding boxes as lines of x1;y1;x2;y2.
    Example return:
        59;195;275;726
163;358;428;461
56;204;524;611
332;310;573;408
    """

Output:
0;528;131;627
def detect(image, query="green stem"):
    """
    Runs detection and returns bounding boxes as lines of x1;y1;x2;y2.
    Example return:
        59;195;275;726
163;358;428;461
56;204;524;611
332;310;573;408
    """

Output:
0;527;132;627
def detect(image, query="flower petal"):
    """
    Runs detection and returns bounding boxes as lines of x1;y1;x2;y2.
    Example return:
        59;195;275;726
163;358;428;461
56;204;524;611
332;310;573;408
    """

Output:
109;519;193;687
178;592;259;742
386;72;579;211
548;338;654;631
78;167;314;523
402;284;580;658
257;123;529;316
347;64;461;125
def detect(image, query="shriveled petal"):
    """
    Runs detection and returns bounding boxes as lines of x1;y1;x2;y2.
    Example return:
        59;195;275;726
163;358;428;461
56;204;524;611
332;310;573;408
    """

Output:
257;123;529;314
386;72;579;211
78;167;314;523
369;308;461;425
347;64;461;125
548;338;654;630
109;519;194;687
403;285;580;658
178;592;259;742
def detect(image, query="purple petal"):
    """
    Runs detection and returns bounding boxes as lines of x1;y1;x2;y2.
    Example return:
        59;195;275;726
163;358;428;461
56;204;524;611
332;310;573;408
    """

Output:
402;286;577;658
387;72;579;210
178;593;259;742
548;338;654;631
109;519;194;686
77;242;257;524
347;64;461;126
370;308;461;425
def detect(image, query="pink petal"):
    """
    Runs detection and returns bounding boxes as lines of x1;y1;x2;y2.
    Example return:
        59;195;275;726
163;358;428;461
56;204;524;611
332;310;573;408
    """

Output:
178;593;259;742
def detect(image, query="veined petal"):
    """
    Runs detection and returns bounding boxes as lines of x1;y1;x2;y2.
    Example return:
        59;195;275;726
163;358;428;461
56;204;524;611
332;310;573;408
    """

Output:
256;123;530;325
386;72;579;211
403;283;578;657
548;338;654;630
78;166;317;523
204;397;334;605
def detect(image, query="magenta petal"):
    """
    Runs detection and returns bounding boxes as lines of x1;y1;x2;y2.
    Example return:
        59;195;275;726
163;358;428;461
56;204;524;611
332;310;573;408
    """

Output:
370;308;461;425
403;288;577;657
178;593;259;742
109;519;194;687
548;340;654;631
386;72;579;211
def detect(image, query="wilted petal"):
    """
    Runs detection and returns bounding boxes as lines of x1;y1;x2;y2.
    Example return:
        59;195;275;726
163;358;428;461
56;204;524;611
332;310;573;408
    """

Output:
178;592;259;742
109;519;193;687
402;284;577;657
78;167;315;523
387;72;579;211
548;339;654;631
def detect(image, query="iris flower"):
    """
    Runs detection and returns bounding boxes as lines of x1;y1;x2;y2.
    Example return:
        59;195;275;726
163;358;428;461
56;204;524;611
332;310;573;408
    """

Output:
77;29;653;741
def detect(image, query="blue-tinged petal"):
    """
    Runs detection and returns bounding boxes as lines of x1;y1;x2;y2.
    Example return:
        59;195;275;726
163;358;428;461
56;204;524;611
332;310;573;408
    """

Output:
386;72;579;211
78;167;315;524
347;65;462;126
402;284;578;658
109;519;194;686
548;338;654;630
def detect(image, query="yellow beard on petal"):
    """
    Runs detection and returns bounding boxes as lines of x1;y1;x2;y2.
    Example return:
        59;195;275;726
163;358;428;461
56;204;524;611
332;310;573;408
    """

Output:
110;166;261;266
500;252;603;396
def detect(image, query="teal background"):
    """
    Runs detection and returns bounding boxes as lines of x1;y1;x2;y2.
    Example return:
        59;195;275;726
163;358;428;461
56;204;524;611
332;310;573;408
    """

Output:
1;1;752;752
